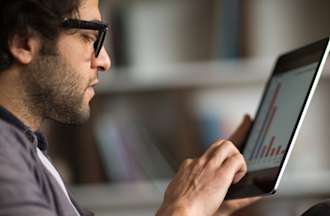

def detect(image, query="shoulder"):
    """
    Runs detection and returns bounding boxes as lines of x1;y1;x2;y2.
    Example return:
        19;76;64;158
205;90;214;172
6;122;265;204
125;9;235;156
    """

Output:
0;119;36;169
302;201;330;216
0;119;34;149
0;122;55;215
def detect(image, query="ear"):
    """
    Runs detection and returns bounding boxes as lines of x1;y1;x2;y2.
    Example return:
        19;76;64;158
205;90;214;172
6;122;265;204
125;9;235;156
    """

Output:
8;33;41;65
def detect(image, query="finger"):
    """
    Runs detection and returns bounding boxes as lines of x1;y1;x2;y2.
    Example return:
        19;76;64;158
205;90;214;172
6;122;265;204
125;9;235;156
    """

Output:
203;139;226;154
231;154;247;183
219;196;262;215
218;153;247;185
225;196;262;209
205;141;240;168
231;154;247;184
202;139;227;159
233;170;246;184
236;196;262;204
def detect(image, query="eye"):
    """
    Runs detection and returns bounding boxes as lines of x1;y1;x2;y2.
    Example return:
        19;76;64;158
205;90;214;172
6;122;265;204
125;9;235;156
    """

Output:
81;33;97;43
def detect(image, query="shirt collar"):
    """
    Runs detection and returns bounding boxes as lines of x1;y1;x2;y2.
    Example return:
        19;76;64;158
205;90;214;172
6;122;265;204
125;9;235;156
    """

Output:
0;106;48;152
0;106;27;132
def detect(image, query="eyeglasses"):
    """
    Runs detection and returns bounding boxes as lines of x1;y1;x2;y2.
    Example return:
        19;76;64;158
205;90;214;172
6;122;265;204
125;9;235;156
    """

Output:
62;19;108;58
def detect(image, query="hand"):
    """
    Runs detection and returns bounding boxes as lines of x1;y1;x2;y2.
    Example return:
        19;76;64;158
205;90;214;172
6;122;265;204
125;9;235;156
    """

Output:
156;140;247;216
215;115;261;216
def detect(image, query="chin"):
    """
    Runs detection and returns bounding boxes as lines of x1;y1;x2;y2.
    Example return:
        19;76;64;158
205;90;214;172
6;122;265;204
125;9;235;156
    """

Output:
50;105;91;125
73;106;91;125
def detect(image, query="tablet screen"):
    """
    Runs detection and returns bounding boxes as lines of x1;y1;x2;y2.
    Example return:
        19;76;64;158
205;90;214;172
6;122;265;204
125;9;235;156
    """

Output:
243;62;319;171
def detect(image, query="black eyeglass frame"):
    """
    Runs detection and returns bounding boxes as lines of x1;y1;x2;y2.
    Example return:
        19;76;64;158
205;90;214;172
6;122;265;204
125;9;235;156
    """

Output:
62;19;108;57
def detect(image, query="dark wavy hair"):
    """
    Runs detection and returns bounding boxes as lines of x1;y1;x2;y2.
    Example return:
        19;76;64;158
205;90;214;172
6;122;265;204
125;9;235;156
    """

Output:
0;0;82;71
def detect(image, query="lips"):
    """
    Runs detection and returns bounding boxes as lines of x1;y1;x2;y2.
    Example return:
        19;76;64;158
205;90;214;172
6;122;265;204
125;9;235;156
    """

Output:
88;80;99;89
91;80;99;87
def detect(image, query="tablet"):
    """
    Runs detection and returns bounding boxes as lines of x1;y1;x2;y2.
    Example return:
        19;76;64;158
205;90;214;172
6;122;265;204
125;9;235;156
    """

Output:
225;37;330;200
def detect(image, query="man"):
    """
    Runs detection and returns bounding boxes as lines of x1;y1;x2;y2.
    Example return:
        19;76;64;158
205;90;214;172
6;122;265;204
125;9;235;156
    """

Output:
0;0;328;215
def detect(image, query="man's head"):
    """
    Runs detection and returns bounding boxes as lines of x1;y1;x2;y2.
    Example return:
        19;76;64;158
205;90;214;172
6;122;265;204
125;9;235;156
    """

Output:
0;0;111;126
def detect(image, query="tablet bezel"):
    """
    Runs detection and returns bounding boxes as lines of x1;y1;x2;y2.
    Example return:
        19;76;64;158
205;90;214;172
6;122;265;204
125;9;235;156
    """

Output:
225;37;330;200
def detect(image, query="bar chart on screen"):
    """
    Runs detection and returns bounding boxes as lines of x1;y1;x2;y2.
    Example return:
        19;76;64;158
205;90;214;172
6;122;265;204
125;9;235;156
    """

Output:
243;62;318;171
247;81;285;166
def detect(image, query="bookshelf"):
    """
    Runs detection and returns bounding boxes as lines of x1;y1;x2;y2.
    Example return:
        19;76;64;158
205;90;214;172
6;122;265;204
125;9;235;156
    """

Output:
96;59;330;94
96;59;273;94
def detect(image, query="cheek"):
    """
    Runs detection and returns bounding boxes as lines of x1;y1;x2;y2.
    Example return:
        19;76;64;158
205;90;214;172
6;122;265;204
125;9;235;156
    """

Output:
76;66;91;88
63;65;90;92
57;38;93;86
53;58;89;95
58;35;93;64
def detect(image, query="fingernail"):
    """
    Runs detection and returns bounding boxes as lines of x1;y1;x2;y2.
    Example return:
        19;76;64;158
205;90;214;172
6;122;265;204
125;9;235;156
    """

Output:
233;172;245;184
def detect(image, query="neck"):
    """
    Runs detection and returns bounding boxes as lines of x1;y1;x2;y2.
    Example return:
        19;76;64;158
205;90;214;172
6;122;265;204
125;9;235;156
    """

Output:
0;68;43;131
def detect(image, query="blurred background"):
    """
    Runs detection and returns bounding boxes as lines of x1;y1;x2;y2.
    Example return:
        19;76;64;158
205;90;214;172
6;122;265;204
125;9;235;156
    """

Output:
42;0;330;215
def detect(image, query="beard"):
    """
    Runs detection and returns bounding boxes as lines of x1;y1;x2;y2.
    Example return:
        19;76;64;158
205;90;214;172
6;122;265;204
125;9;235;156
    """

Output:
20;47;92;125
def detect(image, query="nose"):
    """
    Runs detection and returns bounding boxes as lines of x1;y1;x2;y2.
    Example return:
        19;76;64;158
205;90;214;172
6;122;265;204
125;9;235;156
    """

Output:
91;47;111;72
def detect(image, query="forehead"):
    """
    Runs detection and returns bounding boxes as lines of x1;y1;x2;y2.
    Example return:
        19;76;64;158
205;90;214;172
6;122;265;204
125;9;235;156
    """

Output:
79;0;101;21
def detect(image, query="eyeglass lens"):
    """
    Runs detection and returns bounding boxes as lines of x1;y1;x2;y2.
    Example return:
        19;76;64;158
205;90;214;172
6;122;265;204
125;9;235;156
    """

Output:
94;30;107;57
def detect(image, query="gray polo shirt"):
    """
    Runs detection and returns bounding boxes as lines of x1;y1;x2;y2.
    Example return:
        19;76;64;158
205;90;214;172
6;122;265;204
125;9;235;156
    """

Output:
0;107;93;216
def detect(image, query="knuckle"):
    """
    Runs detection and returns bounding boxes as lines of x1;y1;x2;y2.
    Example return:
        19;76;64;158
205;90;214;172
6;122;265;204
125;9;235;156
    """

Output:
233;153;247;169
235;153;245;161
208;148;226;165
183;158;193;166
195;157;206;167
206;158;219;169
210;139;225;148
227;141;240;153
222;142;232;152
212;144;225;156
226;154;242;168
222;140;235;150
224;140;234;146
227;140;238;149
231;153;242;162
